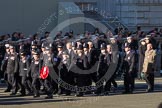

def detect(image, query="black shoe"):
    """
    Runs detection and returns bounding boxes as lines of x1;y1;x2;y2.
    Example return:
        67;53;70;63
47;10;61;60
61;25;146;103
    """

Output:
75;93;83;97
94;93;101;96
104;92;109;96
10;92;16;96
85;91;91;94
53;90;58;94
65;93;71;96
27;92;33;96
33;94;40;98
41;88;46;92
4;89;11;92
20;94;26;96
129;91;133;94
94;91;101;95
40;89;46;94
122;91;130;94
146;89;153;93
57;89;63;95
45;95;53;99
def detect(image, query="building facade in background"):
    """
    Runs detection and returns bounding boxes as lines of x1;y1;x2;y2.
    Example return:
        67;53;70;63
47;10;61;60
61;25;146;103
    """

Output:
0;0;162;36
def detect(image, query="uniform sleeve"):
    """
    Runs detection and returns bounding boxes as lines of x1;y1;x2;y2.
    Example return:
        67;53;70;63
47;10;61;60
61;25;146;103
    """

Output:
27;63;32;77
14;55;19;73
129;53;135;72
1;54;8;71
26;59;30;72
83;55;90;69
1;59;7;71
152;50;157;70
39;60;43;74
106;54;111;66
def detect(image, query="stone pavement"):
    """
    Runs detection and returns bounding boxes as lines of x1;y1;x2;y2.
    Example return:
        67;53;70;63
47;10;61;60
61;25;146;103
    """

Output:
0;78;162;108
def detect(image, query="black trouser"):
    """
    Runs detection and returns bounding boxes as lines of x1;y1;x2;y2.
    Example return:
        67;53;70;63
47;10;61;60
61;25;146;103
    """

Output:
90;72;98;83
96;72;105;94
4;72;12;91
124;72;135;92
105;74;117;92
59;70;68;94
20;76;33;94
40;79;45;91
26;77;33;92
76;74;89;95
144;73;154;90
88;72;98;93
32;77;40;96
7;73;19;94
44;76;56;97
0;61;2;80
0;70;3;80
59;71;73;95
69;71;76;86
138;54;144;79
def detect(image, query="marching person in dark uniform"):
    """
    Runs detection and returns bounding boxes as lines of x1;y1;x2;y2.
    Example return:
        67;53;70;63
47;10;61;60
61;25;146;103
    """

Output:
28;50;42;98
108;37;119;91
19;52;32;96
42;46;60;99
65;42;75;94
0;44;5;82
96;43;109;95
122;44;136;94
104;44;118;93
74;44;90;97
142;43;157;92
6;45;19;95
58;51;71;96
125;36;138;78
39;43;46;93
1;44;12;92
83;43;92;87
57;43;64;95
87;41;99;90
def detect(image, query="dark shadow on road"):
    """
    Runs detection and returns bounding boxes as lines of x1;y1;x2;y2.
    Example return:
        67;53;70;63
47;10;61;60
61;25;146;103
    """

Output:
0;97;82;105
0;82;162;105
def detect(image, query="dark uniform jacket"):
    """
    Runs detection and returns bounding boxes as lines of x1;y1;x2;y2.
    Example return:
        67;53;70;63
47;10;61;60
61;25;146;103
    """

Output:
97;53;110;75
87;48;99;66
28;59;42;78
19;58;30;77
75;54;89;70
123;51;135;74
43;53;61;77
1;53;10;72
65;49;75;65
6;53;19;74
